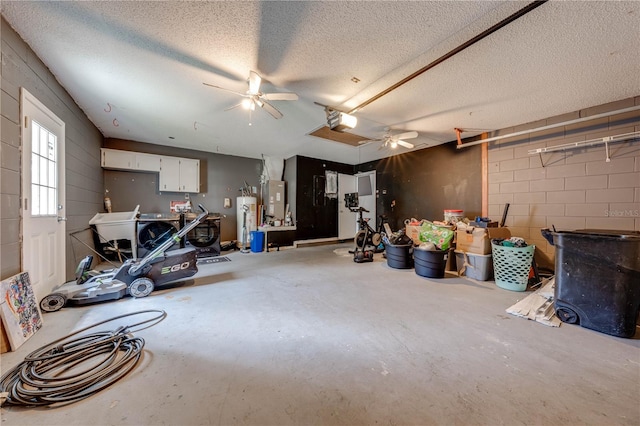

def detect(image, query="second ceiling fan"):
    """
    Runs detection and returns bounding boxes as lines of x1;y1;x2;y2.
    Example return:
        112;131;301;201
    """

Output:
360;128;418;149
203;70;298;119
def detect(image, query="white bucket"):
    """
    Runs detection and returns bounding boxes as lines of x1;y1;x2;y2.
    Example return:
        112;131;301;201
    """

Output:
444;209;464;223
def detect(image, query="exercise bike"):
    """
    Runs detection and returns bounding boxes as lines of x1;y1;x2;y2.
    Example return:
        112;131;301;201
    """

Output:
344;192;379;263
351;207;383;252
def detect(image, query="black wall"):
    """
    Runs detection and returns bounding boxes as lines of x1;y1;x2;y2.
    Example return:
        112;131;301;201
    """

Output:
357;142;482;231
286;156;354;240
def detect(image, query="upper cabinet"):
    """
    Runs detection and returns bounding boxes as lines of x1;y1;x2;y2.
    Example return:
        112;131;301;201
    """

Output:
134;152;161;172
101;148;160;172
100;148;199;193
158;156;200;193
101;148;134;169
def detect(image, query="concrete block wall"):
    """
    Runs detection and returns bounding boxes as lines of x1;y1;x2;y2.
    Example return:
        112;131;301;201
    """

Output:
1;18;104;280
487;97;640;268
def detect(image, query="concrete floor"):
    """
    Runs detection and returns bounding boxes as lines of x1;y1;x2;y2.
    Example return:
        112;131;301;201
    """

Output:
1;243;639;425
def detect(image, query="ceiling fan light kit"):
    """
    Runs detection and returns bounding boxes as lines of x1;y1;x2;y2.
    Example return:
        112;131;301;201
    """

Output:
204;70;298;120
360;129;418;150
241;98;255;110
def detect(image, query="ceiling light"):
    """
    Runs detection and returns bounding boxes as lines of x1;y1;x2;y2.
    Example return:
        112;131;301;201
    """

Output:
241;98;254;110
326;109;357;132
390;141;398;149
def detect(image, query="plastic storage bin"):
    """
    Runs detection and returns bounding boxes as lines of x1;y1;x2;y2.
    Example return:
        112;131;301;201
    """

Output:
250;231;264;253
414;248;447;278
454;251;493;281
491;242;535;291
544;229;640;338
385;244;413;269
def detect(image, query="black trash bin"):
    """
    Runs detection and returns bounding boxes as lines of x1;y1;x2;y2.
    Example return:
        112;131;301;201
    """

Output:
543;229;640;338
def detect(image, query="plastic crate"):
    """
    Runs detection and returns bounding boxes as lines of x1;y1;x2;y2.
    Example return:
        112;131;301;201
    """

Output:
491;242;535;291
454;251;493;281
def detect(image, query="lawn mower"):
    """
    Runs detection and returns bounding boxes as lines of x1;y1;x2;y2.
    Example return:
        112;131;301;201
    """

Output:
40;205;210;313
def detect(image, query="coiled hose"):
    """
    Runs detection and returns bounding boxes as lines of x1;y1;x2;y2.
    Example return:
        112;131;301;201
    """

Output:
0;309;166;407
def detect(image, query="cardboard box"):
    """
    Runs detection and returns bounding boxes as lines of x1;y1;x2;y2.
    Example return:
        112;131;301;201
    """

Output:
456;227;511;254
405;224;421;243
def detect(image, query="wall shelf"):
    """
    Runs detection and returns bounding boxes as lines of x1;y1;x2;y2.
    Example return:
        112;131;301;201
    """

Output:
528;131;640;166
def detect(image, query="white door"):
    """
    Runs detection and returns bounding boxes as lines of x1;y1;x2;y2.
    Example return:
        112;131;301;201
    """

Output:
338;173;357;240
356;172;376;228
21;88;66;300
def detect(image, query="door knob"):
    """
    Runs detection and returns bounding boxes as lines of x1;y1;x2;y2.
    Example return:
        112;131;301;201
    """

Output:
57;216;67;222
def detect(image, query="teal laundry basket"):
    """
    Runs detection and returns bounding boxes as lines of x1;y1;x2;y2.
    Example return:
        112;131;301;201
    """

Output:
491;242;535;291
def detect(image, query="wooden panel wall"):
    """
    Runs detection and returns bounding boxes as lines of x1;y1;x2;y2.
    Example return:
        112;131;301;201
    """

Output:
1;18;104;280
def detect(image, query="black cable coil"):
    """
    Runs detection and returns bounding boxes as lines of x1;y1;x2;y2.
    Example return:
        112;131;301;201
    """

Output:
0;309;166;407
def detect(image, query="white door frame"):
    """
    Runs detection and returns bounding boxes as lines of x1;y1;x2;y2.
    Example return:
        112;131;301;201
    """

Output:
21;88;66;300
356;171;376;229
337;173;357;240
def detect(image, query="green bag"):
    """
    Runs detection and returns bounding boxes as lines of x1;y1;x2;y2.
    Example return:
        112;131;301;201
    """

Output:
418;221;454;250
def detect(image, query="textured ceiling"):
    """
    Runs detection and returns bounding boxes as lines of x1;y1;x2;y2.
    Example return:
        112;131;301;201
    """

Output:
2;1;639;164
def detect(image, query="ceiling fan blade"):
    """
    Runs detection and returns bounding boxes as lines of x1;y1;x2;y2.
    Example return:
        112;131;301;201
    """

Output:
203;82;246;97
262;92;299;101
377;140;390;151
397;140;414;149
259;99;283;119
224;103;243;111
395;131;418;140
248;71;262;95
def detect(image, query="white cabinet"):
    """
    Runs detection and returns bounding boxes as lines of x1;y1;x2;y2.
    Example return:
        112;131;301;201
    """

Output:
101;148;160;172
101;148;135;169
159;156;200;193
134;152;161;172
101;148;200;193
178;158;200;193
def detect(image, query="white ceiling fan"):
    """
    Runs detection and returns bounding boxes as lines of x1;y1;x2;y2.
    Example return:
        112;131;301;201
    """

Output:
203;70;298;119
360;128;418;149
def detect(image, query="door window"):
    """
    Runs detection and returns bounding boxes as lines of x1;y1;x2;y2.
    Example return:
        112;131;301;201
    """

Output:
30;121;58;216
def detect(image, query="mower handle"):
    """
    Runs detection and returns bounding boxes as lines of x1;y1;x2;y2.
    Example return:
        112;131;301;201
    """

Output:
128;204;210;276
196;204;209;222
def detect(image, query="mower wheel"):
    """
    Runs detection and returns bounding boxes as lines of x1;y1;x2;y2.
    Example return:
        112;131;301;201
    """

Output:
129;278;154;298
40;293;67;313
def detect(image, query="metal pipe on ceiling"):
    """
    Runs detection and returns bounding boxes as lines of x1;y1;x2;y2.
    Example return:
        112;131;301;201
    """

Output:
456;105;640;149
347;0;548;115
